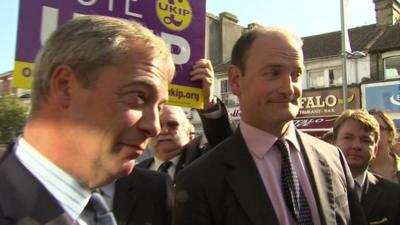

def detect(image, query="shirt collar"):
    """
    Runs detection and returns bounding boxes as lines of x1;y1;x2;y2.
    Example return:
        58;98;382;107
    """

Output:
154;154;180;170
15;136;91;222
354;170;368;188
240;120;301;159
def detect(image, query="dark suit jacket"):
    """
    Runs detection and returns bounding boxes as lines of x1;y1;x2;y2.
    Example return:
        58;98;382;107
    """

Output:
173;129;367;225
0;147;74;225
361;172;400;225
138;104;233;178
113;168;174;225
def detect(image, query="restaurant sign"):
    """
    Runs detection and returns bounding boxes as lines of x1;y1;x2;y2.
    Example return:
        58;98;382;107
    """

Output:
297;87;361;117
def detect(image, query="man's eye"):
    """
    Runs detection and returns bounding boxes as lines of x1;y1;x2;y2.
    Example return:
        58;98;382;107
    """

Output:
124;93;147;108
264;70;279;79
166;121;179;129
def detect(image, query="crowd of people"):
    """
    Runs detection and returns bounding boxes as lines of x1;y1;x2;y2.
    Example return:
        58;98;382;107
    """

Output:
1;15;399;225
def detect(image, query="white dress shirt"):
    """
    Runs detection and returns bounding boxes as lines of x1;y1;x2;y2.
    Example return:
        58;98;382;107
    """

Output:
15;136;91;224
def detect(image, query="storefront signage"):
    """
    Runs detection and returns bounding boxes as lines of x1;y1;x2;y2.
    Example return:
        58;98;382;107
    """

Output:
297;87;361;117
362;81;400;112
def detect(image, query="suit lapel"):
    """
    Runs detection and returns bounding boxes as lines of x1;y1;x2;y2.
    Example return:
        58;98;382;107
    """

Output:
0;149;72;225
113;173;139;225
223;130;279;225
136;158;154;169
296;132;336;225
174;149;187;178
361;172;381;216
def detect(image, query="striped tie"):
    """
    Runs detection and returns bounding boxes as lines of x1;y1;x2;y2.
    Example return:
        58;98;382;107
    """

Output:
89;191;117;225
275;139;313;225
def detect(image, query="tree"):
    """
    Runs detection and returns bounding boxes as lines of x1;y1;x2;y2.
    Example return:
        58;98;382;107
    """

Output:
0;95;28;145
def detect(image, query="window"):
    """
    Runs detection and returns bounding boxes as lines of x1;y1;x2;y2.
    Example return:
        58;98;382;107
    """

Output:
306;67;343;89
307;70;324;88
384;56;400;80
328;68;342;86
219;79;238;107
220;79;230;93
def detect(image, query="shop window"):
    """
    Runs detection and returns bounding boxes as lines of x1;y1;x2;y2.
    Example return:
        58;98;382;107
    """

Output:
384;56;400;80
307;70;324;88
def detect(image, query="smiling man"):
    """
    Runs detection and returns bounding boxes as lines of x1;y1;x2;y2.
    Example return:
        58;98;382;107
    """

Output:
333;109;400;225
0;15;175;225
173;26;366;225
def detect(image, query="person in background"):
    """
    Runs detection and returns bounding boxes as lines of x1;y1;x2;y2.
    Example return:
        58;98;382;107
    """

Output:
0;15;175;225
333;109;400;225
172;26;366;225
368;109;400;183
103;59;228;225
137;59;233;180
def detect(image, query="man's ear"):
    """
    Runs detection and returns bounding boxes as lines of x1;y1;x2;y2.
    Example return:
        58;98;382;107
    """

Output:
228;65;242;96
49;65;75;109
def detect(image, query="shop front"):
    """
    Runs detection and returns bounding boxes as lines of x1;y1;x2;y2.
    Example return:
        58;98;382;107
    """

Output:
294;86;361;138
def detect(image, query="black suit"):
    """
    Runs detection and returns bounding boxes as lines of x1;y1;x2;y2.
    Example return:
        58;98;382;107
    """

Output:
0;148;74;225
113;168;174;225
361;172;400;225
138;103;233;178
173;129;367;225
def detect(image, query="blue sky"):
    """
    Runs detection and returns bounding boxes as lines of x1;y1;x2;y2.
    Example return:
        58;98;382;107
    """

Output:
0;0;375;74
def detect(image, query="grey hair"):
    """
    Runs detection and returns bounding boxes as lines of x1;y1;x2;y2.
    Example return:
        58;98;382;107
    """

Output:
31;15;174;114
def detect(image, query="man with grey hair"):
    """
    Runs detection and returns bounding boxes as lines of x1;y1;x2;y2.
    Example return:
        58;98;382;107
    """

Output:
0;15;175;225
173;27;366;225
138;58;233;181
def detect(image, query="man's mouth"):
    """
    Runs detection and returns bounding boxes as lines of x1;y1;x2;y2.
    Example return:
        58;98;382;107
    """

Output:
157;139;173;144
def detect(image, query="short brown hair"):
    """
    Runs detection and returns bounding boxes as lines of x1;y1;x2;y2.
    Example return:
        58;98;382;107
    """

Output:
230;26;303;74
333;109;380;144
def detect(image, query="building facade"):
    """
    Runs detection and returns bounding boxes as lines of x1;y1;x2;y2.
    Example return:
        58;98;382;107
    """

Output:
194;0;400;137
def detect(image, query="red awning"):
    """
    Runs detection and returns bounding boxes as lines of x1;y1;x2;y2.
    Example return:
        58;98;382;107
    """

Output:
293;116;337;138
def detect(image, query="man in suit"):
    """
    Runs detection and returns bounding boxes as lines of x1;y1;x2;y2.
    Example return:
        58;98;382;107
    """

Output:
333;109;400;225
138;58;232;180
0;15;175;225
111;168;174;225
173;27;366;225
103;58;229;225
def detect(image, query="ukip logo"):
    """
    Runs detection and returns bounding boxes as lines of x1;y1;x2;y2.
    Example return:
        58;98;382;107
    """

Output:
156;0;192;31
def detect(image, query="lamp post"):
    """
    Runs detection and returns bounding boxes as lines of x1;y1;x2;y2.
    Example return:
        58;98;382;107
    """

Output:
340;0;349;111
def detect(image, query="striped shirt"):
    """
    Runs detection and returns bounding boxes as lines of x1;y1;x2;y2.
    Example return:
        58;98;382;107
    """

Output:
15;137;91;224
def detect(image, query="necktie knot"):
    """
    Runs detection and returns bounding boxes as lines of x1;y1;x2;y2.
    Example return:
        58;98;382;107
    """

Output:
158;161;173;173
275;138;290;155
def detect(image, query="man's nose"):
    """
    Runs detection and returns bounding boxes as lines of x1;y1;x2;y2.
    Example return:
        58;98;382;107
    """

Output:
277;74;295;96
138;107;161;138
